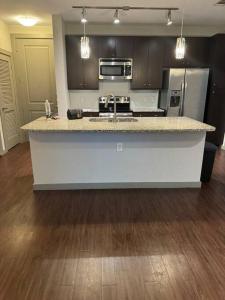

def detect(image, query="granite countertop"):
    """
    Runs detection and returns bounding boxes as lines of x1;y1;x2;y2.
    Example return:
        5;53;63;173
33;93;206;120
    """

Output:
21;117;215;133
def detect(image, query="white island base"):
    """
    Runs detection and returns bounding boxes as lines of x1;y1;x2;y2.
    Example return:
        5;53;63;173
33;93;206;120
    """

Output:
29;131;206;190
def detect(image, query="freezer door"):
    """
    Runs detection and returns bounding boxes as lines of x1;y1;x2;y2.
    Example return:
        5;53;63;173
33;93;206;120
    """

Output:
168;69;185;90
183;69;209;121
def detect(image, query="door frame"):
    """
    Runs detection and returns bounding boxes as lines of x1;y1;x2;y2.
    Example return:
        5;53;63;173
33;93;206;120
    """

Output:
11;34;53;142
0;48;20;154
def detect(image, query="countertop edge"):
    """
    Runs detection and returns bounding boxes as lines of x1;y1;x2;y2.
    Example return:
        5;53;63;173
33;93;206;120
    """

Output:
21;128;215;133
21;117;216;133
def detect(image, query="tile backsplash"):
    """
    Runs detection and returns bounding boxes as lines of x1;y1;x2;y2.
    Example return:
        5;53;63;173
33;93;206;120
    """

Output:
69;81;159;111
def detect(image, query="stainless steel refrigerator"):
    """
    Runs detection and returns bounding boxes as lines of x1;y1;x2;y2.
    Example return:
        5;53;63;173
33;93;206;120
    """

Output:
159;68;209;121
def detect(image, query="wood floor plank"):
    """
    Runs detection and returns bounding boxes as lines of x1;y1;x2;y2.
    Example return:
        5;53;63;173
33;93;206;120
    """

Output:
1;143;225;299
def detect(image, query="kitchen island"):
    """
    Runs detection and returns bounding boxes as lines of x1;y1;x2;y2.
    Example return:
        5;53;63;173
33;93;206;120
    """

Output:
22;117;215;190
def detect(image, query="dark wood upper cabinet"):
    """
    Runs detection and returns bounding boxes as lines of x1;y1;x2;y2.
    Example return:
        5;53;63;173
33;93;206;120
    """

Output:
98;36;134;58
185;37;210;67
98;37;116;58
65;35;83;89
83;37;99;89
163;37;185;68
114;37;134;58
65;35;99;90
131;37;163;89
147;37;164;89
131;37;149;89
163;37;210;68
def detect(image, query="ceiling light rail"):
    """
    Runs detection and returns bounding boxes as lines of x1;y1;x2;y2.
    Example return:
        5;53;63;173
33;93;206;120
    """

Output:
72;5;179;11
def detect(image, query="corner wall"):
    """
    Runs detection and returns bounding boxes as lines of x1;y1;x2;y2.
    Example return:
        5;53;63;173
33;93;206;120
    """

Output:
52;15;69;118
0;19;11;52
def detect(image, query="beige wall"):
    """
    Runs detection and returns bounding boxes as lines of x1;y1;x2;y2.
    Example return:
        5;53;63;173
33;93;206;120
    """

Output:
0;20;11;52
52;15;69;118
65;22;225;37
8;24;53;35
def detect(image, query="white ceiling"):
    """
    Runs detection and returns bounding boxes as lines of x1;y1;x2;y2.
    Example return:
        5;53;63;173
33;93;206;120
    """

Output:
1;0;225;26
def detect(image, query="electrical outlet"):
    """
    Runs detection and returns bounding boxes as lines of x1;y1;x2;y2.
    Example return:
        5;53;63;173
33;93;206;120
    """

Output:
116;143;123;152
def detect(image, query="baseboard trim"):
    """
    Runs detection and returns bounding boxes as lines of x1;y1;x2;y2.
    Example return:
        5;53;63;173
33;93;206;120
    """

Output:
33;181;201;190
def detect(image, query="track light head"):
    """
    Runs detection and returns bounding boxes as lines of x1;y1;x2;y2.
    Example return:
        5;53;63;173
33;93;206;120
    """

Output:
167;9;172;26
113;9;120;24
81;7;88;23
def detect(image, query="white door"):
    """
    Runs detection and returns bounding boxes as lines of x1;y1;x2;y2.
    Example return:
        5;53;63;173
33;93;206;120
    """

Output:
14;38;57;127
0;53;20;151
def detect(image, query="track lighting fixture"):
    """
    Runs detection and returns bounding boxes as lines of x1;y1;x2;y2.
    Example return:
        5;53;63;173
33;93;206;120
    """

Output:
81;7;87;23
113;9;120;24
167;10;172;26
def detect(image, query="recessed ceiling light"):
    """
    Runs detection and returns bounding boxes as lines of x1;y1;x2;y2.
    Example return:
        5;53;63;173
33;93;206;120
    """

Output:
17;16;38;27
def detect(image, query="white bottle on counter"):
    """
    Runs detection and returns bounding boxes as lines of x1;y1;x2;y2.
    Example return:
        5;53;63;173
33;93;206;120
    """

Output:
45;99;51;118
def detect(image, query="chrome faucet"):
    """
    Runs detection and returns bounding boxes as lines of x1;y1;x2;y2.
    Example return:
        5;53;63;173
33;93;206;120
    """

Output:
104;95;117;122
104;95;111;109
113;95;117;122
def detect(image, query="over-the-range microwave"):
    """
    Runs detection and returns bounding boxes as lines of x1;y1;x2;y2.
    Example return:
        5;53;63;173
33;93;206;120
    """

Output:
99;58;133;80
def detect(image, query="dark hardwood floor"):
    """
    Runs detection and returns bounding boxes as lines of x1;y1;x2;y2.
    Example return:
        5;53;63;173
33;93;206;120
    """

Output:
1;143;225;299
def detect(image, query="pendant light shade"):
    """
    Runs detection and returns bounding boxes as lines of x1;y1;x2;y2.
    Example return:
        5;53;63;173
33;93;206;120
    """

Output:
80;19;90;59
81;36;90;59
175;8;185;60
175;37;186;59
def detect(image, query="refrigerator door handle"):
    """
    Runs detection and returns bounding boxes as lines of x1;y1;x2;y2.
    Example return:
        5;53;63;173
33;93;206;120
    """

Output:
180;81;185;116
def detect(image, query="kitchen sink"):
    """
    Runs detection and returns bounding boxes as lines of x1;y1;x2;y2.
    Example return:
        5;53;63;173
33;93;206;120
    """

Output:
89;117;138;123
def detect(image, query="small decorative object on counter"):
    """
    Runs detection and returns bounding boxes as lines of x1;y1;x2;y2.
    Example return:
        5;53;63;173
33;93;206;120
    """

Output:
44;99;51;119
67;109;83;120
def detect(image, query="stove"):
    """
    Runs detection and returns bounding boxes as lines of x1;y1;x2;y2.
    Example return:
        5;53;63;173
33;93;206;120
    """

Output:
99;96;132;117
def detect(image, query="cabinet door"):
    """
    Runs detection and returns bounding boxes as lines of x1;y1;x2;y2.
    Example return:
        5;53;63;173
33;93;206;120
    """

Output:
206;88;225;146
210;35;225;88
115;37;134;58
147;37;163;89
163;37;186;68
185;38;210;67
131;37;149;89
98;37;116;58
83;37;99;89
65;35;84;89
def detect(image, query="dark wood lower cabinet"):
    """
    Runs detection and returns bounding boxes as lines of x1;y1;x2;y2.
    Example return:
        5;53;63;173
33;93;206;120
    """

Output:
133;111;165;117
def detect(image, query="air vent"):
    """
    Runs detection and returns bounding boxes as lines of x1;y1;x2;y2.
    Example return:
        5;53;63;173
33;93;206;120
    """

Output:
215;0;225;5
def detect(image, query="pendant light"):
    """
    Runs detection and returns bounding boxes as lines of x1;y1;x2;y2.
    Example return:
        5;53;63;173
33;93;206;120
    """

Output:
80;21;90;59
175;9;185;60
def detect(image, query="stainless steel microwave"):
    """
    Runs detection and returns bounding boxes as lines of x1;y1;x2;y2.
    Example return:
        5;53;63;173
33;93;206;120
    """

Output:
99;58;133;80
